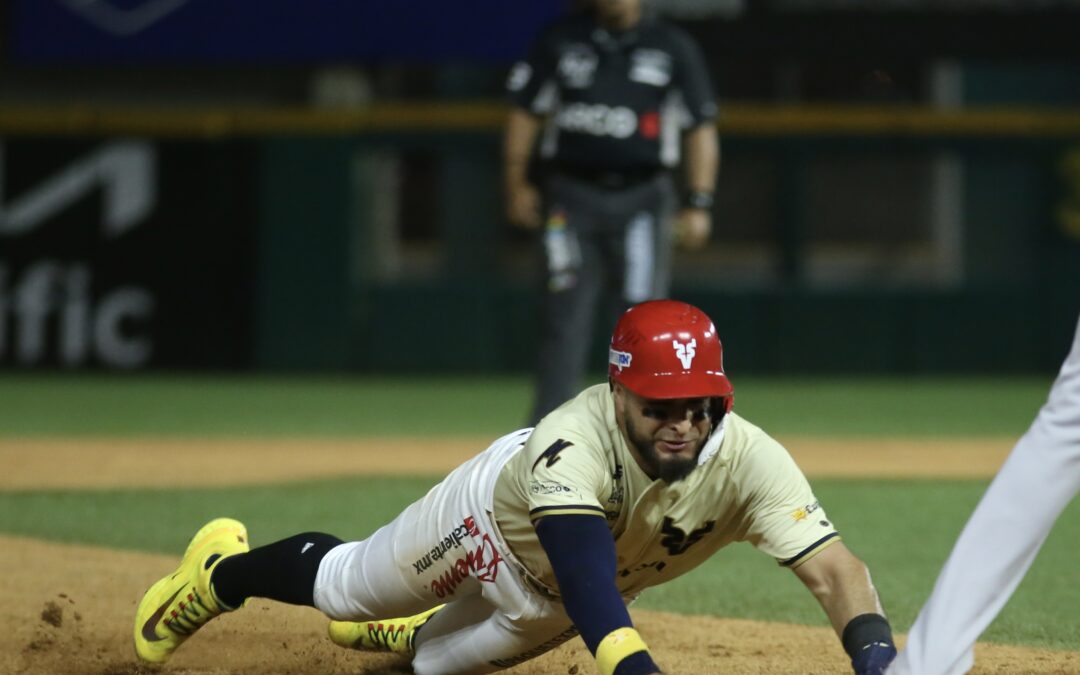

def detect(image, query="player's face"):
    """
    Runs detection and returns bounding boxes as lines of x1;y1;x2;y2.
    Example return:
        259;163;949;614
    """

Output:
614;384;713;483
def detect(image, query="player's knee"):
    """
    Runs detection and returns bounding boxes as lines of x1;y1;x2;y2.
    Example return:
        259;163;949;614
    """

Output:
410;655;461;675
411;639;487;675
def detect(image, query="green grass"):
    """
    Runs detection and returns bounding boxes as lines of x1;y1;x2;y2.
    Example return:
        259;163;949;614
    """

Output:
1;374;1070;650
0;373;1054;437
0;374;534;437
1;476;1077;650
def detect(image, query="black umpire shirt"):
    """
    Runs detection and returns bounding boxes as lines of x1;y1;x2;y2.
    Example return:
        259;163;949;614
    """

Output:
507;11;717;177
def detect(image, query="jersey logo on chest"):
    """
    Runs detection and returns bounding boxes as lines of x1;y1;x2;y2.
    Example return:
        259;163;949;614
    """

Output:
660;517;715;556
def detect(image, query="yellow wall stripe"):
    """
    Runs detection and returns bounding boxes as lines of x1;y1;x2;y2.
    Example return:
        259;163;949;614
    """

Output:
1;103;1079;137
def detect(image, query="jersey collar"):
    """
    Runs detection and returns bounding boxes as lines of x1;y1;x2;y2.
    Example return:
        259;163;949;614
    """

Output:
697;417;727;466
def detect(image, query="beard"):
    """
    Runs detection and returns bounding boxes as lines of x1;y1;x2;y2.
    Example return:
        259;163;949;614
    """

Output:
624;413;701;483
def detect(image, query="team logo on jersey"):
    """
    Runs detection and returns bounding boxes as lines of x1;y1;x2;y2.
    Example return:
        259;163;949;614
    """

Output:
673;338;697;369
629;48;672;87
532;438;574;472
557;46;598;88
609;348;633;371
660;517;715;555
619;559;667;578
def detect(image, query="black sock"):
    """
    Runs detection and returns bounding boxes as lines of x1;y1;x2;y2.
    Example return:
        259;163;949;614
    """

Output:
210;532;344;608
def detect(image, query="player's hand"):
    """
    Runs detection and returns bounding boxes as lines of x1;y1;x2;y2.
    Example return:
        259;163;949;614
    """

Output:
674;208;711;250
506;182;542;229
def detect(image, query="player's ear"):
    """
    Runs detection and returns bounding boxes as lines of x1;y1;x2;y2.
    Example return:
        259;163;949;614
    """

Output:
610;381;629;407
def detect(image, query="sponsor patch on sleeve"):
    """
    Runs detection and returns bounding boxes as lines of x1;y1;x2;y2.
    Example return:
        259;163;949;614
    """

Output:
791;500;821;522
529;480;580;497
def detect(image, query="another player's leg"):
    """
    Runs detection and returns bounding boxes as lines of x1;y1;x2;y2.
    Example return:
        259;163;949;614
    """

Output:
529;178;604;425
615;175;673;307
889;315;1080;675
133;517;250;663
133;523;344;664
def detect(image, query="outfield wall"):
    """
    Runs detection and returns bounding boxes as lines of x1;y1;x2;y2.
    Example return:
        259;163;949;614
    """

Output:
0;105;1078;374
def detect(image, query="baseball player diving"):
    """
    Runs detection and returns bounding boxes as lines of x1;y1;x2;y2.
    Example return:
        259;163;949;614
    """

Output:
134;299;897;675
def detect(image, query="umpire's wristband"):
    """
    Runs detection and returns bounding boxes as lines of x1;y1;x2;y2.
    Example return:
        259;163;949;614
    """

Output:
682;190;714;210
596;628;658;675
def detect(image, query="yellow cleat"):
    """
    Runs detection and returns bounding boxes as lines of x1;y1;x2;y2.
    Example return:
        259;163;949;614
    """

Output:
133;517;249;663
328;604;445;656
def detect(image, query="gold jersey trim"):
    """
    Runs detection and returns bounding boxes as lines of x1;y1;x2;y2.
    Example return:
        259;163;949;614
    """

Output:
780;532;842;568
529;504;607;522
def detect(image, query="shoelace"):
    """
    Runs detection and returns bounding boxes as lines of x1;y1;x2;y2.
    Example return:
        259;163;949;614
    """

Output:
164;588;213;636
366;622;407;648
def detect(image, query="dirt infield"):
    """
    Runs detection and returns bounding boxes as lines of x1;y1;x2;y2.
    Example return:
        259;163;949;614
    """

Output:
3;436;1078;674
0;435;1019;489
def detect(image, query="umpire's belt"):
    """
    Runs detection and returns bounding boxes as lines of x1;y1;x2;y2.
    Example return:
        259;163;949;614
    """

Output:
553;166;666;190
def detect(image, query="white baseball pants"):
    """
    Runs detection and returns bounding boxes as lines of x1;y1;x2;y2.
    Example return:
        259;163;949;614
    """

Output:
311;428;577;675
889;314;1080;675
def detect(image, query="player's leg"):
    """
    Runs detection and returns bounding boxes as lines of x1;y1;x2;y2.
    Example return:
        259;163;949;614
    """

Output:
606;174;675;311
136;429;531;665
409;592;577;675
889;314;1080;675
133;517;255;663
319;430;534;662
530;175;604;424
408;585;642;674
134;519;350;663
623;176;675;303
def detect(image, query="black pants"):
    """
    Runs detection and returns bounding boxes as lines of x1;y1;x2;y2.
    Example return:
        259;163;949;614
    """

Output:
529;171;676;424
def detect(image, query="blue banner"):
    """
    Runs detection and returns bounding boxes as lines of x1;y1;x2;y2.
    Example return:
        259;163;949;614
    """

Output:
11;0;566;64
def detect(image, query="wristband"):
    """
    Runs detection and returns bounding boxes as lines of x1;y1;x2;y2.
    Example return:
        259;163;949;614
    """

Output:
596;627;649;675
842;613;893;658
683;190;714;210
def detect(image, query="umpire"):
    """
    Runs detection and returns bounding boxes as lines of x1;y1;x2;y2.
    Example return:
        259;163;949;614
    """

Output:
503;0;719;425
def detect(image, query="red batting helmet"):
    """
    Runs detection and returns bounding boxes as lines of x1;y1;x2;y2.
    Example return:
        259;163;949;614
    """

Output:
608;300;734;411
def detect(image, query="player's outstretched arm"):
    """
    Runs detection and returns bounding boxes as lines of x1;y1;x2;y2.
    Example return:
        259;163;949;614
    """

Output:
535;515;662;675
793;542;896;675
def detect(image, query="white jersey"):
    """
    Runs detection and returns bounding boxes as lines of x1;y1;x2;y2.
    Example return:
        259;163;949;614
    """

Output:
493;384;840;597
888;314;1080;675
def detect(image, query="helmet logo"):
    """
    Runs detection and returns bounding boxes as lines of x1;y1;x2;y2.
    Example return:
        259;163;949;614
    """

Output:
672;339;697;369
609;348;633;371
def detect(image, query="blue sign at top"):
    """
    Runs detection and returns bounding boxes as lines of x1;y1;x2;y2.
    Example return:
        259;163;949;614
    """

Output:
11;0;566;64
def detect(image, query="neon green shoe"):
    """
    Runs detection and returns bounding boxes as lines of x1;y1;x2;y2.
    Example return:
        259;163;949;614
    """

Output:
133;517;249;663
328;605;444;656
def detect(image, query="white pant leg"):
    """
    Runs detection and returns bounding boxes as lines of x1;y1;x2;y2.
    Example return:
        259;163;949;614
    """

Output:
313;429;533;620
889;315;1080;675
411;590;576;675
